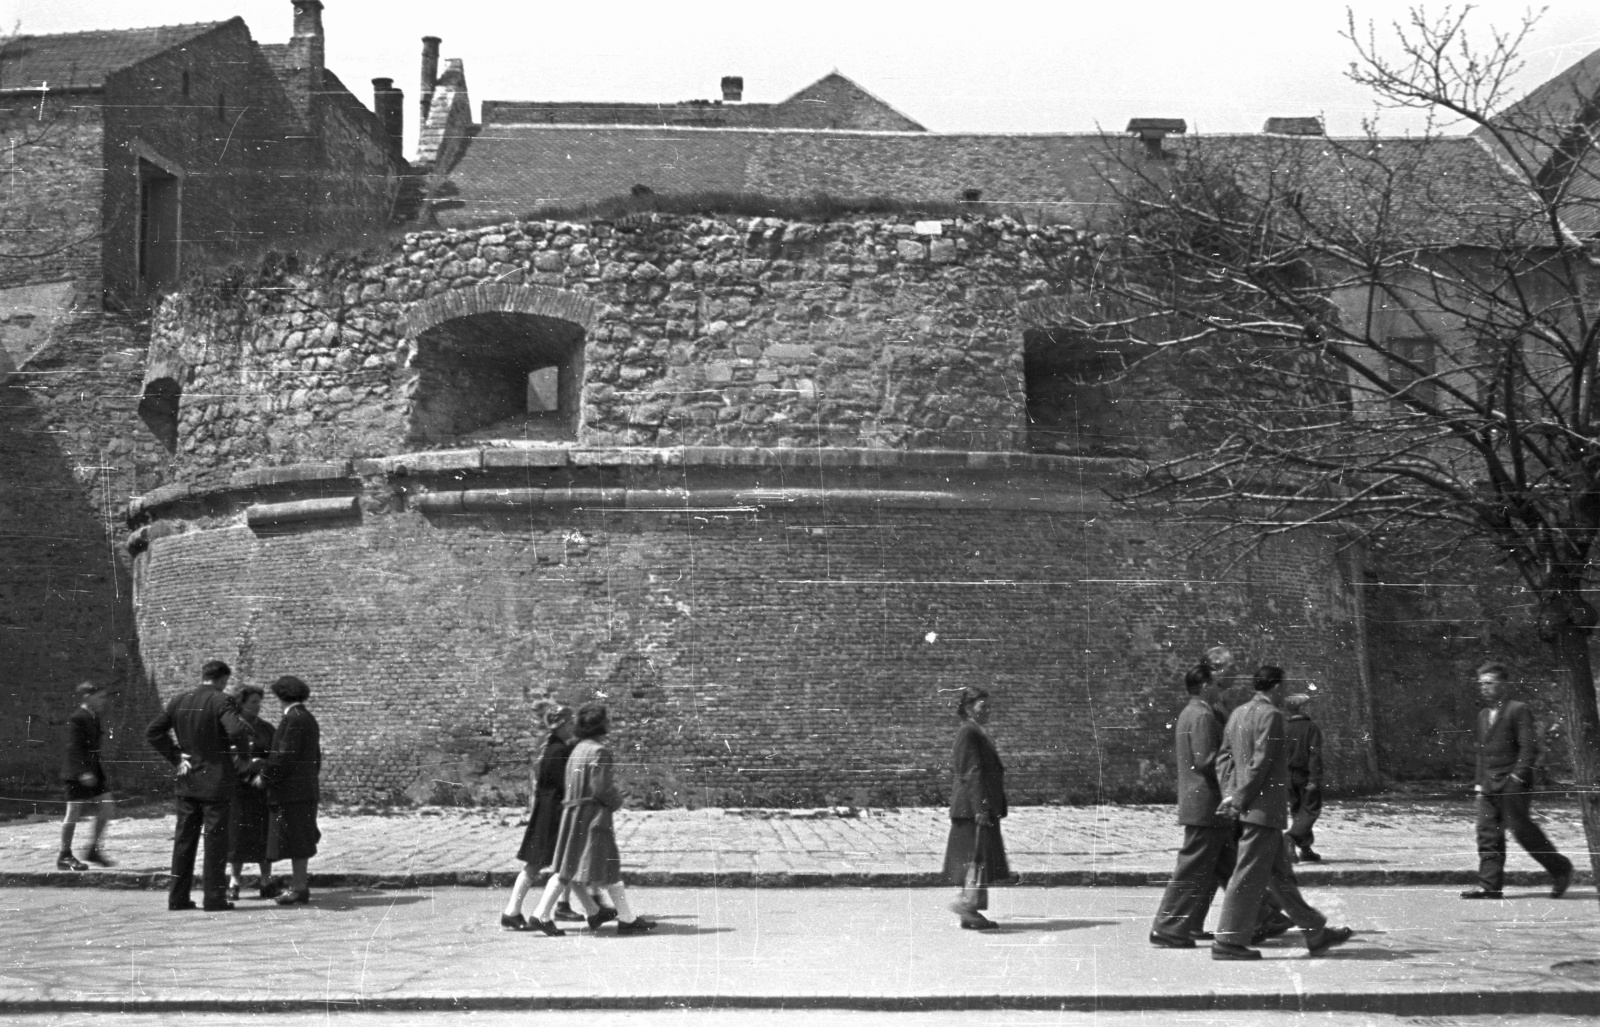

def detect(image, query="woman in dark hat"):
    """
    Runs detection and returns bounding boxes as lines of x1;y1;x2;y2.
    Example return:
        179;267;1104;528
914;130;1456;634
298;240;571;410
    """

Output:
226;684;279;900
501;704;592;930
942;685;1012;930
259;675;321;906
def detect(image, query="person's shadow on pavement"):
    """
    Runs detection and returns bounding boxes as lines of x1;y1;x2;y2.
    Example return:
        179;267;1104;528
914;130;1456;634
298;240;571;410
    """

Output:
310;891;432;911
625;915;735;936
996;918;1121;933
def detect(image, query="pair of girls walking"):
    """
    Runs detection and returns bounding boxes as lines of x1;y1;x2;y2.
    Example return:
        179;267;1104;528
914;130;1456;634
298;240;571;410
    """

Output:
501;702;657;936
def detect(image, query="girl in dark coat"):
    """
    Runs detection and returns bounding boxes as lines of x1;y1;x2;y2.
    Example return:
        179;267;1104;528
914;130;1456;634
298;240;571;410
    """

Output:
501;705;591;929
258;675;321;906
226;684;279;900
942;686;1012;930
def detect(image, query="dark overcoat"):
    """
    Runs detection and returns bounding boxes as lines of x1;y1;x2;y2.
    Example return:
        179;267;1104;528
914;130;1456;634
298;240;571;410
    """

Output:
228;714;277;863
947;721;1007;820
1476;700;1538;791
261;704;322;806
1215;693;1289;830
1284;713;1323;783
1174;696;1224;827
145;685;250;801
517;732;574;868
549;738;625;886
61;705;105;788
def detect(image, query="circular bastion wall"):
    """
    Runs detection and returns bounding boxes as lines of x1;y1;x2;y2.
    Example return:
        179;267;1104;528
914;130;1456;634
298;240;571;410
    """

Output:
128;213;1380;805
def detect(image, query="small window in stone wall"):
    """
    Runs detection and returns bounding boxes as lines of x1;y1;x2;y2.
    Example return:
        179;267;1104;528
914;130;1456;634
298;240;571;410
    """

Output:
138;377;181;453
181;71;190;97
1023;328;1138;456
410;312;585;445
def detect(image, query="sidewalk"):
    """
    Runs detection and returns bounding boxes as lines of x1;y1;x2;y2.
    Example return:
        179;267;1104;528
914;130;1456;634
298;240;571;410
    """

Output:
1;885;1597;1015
0;791;1589;889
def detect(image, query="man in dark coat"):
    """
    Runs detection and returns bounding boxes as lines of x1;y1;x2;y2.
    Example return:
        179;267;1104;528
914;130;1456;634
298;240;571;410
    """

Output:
1461;662;1573;900
146;659;250;911
1149;660;1231;947
58;681;115;870
1284;694;1324;862
1211;666;1353;960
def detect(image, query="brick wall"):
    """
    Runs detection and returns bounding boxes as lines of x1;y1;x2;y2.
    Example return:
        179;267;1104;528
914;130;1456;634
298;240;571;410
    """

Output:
0;97;104;295
127;452;1379;806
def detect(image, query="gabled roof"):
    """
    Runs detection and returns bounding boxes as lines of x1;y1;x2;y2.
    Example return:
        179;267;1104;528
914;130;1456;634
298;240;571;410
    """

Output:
482;71;924;132
0;21;230;92
430;124;1125;226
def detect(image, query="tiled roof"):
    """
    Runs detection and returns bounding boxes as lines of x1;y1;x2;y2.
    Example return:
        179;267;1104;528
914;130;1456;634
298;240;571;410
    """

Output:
432;125;1128;226
482;72;924;132
0;21;230;91
1171;134;1551;248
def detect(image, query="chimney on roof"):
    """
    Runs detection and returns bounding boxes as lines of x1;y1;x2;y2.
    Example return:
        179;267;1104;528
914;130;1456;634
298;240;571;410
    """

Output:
420;36;441;122
721;76;744;103
286;0;325;116
1263;116;1325;136
372;78;403;147
1126;118;1187;159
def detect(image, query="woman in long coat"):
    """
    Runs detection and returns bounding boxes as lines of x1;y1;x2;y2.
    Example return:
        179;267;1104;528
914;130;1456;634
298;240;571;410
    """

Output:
500;705;596;930
526;704;657;935
942;685;1012;930
226;684;278;900
259;675;321;906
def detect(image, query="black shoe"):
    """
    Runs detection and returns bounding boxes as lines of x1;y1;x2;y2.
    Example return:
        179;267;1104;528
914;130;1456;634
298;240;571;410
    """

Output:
616;916;659;935
500;913;533;931
1298;847;1322;863
553;901;585;922
83;849;115;868
959;915;999;930
169;899;198;911
1192;931;1215;941
201;901;235;912
1250;914;1295;946
586;906;619;932
1460;887;1503;899
1148;930;1196;949
274;888;310;906
1306;925;1353;955
1552;867;1574;899
532;918;565;937
1212;941;1262;960
56;854;87;871
259;881;284;900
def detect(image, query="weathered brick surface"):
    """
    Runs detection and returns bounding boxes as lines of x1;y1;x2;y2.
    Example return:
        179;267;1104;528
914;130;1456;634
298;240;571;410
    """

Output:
129;453;1378;806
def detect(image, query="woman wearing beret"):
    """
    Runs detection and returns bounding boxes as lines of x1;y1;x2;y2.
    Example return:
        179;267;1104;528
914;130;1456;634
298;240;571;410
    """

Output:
259;675;321;906
942;686;1012;930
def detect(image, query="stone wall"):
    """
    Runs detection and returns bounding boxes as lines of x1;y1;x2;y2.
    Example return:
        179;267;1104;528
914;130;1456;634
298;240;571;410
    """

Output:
127;448;1380;806
0;97;103;296
149;213;1113;489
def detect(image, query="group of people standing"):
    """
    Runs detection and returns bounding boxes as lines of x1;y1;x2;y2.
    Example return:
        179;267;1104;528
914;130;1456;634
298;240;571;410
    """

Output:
143;660;322;910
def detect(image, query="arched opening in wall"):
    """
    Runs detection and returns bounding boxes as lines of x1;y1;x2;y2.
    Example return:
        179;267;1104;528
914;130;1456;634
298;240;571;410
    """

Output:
1022;328;1137;456
410;312;585;444
137;377;180;453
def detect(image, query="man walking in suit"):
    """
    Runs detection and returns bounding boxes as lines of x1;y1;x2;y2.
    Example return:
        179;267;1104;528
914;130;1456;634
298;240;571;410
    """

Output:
1149;657;1233;947
1211;665;1353;960
146;659;251;911
1461;661;1573;900
1284;694;1324;862
58;681;116;870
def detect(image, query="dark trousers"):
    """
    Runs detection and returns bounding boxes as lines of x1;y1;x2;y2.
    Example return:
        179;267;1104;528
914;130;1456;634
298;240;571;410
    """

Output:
1476;779;1571;891
1215;823;1327;947
1288;771;1322;848
170;795;231;907
1151;824;1233;938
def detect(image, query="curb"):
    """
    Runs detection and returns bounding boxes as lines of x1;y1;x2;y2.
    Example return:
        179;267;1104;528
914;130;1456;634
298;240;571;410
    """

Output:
0;990;1596;1016
0;868;1584;889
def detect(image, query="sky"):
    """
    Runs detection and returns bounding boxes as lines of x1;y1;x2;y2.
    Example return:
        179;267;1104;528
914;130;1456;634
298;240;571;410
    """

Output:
8;0;1600;156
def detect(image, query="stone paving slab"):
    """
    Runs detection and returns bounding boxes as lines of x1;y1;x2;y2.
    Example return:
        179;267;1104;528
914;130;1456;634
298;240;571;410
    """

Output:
0;795;1590;889
0;886;1597;1014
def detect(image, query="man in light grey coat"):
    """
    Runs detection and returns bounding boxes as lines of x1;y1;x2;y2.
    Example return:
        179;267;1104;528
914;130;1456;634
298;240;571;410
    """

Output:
1211;665;1353;960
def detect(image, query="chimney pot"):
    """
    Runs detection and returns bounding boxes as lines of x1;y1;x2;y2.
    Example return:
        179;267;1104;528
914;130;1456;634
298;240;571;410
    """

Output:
1263;116;1325;136
1126;117;1186;158
372;77;403;147
420;36;441;121
721;76;744;103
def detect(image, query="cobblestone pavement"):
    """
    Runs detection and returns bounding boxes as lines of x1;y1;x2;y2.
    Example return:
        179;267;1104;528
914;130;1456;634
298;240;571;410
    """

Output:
0;791;1590;887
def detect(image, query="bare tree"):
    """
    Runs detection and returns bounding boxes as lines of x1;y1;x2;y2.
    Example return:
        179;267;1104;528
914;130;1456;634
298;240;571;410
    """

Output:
1057;7;1600;887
